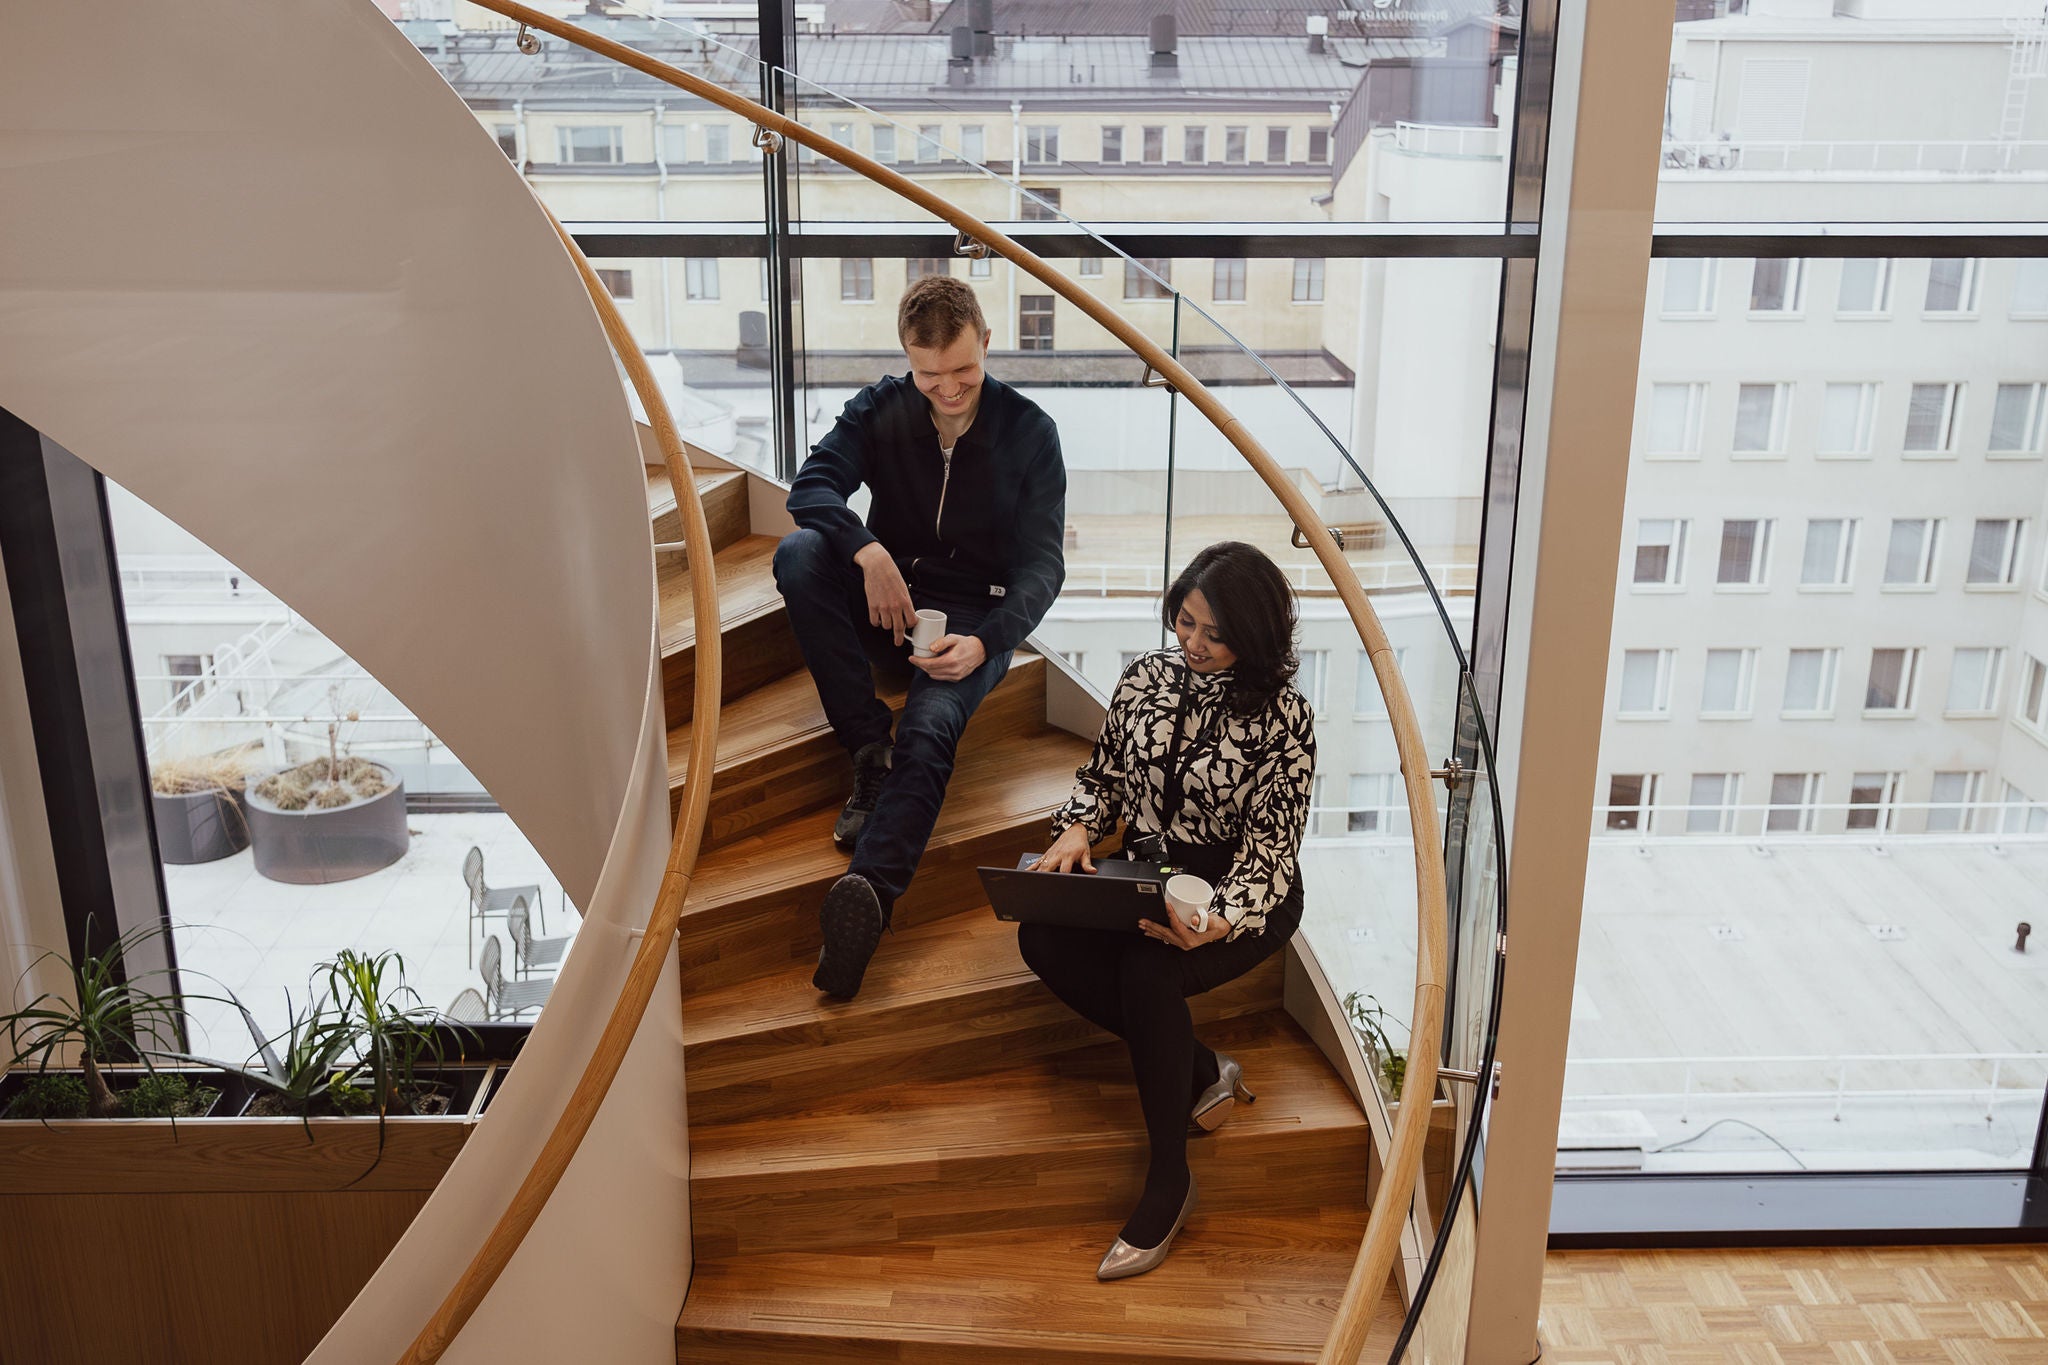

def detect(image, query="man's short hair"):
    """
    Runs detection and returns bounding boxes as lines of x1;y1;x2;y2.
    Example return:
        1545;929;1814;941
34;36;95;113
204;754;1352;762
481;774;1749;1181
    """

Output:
898;276;988;350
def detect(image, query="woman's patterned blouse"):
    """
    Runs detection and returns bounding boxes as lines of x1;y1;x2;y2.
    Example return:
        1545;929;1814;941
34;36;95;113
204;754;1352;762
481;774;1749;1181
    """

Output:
1049;649;1317;939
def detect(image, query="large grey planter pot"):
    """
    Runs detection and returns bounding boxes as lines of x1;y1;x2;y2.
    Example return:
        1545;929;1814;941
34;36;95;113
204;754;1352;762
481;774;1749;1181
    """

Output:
151;788;248;865
246;765;409;885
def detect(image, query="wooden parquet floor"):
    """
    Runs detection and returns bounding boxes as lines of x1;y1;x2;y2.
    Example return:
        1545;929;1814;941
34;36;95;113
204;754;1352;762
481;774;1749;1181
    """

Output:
1541;1246;2048;1364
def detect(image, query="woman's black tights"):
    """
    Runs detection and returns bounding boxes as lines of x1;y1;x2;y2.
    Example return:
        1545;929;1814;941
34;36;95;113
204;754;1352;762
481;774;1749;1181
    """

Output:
1017;913;1296;1249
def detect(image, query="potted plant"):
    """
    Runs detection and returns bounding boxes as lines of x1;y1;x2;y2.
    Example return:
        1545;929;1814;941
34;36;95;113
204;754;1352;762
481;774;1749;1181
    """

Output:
1342;990;1411;1102
245;719;408;884
149;750;254;865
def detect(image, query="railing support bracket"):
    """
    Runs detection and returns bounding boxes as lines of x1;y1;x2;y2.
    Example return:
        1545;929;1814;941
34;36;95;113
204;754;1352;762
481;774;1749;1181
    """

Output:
952;230;991;259
751;125;784;155
1291;524;1348;551
515;23;541;54
1429;756;1471;790
1141;365;1177;394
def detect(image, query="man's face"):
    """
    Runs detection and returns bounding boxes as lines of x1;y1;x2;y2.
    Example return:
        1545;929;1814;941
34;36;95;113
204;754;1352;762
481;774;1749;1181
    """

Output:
904;326;991;423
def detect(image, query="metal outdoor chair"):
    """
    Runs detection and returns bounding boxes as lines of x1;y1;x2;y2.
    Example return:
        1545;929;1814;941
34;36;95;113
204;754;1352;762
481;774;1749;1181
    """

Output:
466;844;543;967
507;896;571;980
441;987;489;1023
478;935;552;1021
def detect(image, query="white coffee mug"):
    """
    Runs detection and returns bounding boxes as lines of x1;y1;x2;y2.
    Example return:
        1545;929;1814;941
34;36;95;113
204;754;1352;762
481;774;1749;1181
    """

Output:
1164;874;1214;934
911;608;947;658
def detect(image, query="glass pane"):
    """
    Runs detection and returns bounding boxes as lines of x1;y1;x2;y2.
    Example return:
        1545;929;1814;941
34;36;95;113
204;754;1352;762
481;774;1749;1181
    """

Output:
1659;13;2045;223
1580;256;2048;1174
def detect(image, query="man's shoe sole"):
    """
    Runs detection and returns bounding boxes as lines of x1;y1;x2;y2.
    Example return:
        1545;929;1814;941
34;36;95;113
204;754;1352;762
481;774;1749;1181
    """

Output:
813;875;884;999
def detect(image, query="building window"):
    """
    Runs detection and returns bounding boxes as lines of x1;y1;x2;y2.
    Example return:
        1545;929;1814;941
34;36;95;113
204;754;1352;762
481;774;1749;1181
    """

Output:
1633;518;1688;588
1213;258;1246;302
1926;771;1984;833
1184;127;1207;163
1354;646;1406;718
1300;650;1329;713
1946;646;2004;715
682;259;717;301
704;125;730;163
1119;651;1142;673
1924;258;1980;314
1817;381;1878;456
1700;648;1758;718
1141;126;1164;163
871;125;897;163
1021;187;1062;221
1781;647;1840;716
829;120;855;151
1967;519;2025;587
970;256;992;279
2002;782;2048;834
1882;518;1941;587
1864;647;1922;714
2014;260;2048;317
1347;773;1400;833
1661;258;1717;317
1025;126;1060;163
1291;259;1326;303
557;125;623;164
1100;126;1123;163
1748;258;1804;314
841;258;874;301
915;124;943;163
1308;127;1330;163
1766;772;1822;833
1077;257;1103;278
1605;773;1658;832
1837;258;1892;315
1618;648;1675;717
1716;518;1772;587
1686;773;1740;834
1903;382;1962;454
1645;382;1705;456
660;124;691;164
1266;127;1289;162
1846;771;1902;832
1224;126;1247;163
1059;650;1085;671
594;268;634;300
164;653;212;714
905;258;950;284
960;126;985;163
1732;382;1790;454
1124;258;1172;301
1799;518;1856;588
494;125;519;160
1019;295;1054;351
2023;655;2048;733
1989;383;2047;456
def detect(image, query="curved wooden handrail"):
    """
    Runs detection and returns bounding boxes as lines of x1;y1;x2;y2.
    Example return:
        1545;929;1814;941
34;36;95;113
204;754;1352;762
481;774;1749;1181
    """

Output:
393;210;725;1363
445;5;1448;1362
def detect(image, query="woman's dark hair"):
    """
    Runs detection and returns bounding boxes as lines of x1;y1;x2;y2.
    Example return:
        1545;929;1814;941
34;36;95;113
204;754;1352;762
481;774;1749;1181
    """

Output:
1161;541;1300;714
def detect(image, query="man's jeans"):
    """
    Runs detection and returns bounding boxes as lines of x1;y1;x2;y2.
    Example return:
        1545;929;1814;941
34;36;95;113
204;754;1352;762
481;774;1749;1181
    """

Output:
772;528;1015;910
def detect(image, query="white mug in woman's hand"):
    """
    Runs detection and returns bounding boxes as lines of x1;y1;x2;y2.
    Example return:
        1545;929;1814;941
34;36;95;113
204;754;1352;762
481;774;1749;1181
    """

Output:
1164;874;1214;934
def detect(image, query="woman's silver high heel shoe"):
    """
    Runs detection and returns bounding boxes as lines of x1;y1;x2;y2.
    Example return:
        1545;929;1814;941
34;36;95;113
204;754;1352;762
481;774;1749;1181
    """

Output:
1096;1174;1198;1281
1189;1052;1256;1133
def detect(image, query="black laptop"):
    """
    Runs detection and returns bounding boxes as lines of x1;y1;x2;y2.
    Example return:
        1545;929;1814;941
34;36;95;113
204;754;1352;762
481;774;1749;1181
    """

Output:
978;854;1175;932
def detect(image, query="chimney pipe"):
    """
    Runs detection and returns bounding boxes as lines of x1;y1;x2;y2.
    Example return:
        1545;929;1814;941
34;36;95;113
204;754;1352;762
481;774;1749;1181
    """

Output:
1307;14;1328;55
1150;14;1177;69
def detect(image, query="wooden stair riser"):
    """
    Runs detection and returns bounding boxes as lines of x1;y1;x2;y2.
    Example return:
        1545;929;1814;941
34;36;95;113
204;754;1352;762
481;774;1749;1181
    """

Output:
650;468;749;554
676;817;1071;994
663;607;804;730
684;958;1284;1125
691;1117;1371;1259
669;655;1049;841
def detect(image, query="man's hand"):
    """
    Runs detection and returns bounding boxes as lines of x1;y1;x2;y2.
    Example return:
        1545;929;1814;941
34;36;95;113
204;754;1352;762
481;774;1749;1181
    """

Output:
908;632;986;683
854;542;916;644
1029;821;1096;874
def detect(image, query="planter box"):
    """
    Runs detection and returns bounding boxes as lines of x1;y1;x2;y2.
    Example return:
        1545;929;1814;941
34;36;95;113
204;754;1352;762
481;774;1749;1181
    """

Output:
0;1065;236;1120
245;763;409;885
152;787;249;865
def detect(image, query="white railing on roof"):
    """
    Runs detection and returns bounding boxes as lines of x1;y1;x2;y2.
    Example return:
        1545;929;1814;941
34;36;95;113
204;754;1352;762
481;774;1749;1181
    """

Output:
120;554;283;609
1591;797;2048;841
1661;137;2048;175
1564;1052;2048;1127
1393;121;1504;158
1062;558;1476;597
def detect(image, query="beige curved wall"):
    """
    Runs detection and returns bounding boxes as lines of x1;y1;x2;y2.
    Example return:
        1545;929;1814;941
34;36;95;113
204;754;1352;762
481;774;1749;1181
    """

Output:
0;2;689;1361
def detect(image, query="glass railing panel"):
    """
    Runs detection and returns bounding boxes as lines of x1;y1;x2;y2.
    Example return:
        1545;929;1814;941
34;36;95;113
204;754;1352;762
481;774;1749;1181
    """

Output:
106;477;574;1065
1571;255;2048;1173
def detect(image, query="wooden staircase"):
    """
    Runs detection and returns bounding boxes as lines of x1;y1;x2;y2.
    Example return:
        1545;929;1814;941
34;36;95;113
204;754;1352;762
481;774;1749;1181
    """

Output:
651;465;1402;1363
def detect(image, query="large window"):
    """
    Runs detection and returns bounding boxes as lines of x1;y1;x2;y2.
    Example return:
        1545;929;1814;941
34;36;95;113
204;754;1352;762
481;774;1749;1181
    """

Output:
1123;258;1172;301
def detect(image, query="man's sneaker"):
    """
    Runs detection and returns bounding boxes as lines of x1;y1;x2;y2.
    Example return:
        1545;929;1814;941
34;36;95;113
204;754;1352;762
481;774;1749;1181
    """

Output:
813;873;886;999
832;741;892;851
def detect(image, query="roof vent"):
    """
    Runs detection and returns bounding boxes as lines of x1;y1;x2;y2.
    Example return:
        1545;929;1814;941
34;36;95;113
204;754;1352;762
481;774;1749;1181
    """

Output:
1307;14;1328;54
1150;14;1177;69
969;0;996;55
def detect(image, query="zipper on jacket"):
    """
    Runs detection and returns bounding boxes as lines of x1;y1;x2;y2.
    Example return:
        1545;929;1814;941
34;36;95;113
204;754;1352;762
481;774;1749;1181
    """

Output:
934;446;954;542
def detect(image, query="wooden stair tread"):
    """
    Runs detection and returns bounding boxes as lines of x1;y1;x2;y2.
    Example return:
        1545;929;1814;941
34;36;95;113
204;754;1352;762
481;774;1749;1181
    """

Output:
675;1210;1400;1365
665;652;1045;789
691;1014;1366;1180
658;532;781;657
682;728;1091;914
644;465;739;520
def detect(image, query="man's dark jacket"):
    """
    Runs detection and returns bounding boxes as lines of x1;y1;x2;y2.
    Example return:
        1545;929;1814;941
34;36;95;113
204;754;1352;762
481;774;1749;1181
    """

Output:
786;372;1067;657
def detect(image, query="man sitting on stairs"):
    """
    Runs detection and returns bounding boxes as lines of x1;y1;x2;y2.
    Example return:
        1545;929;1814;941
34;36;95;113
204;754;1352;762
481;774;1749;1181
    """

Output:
773;275;1067;1000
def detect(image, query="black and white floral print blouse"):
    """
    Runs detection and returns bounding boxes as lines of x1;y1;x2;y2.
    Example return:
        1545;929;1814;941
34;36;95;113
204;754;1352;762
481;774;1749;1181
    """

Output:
1049;649;1317;939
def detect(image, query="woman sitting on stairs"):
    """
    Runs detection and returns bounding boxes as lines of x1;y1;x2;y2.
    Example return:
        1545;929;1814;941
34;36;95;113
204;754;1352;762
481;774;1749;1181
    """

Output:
1019;540;1317;1281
